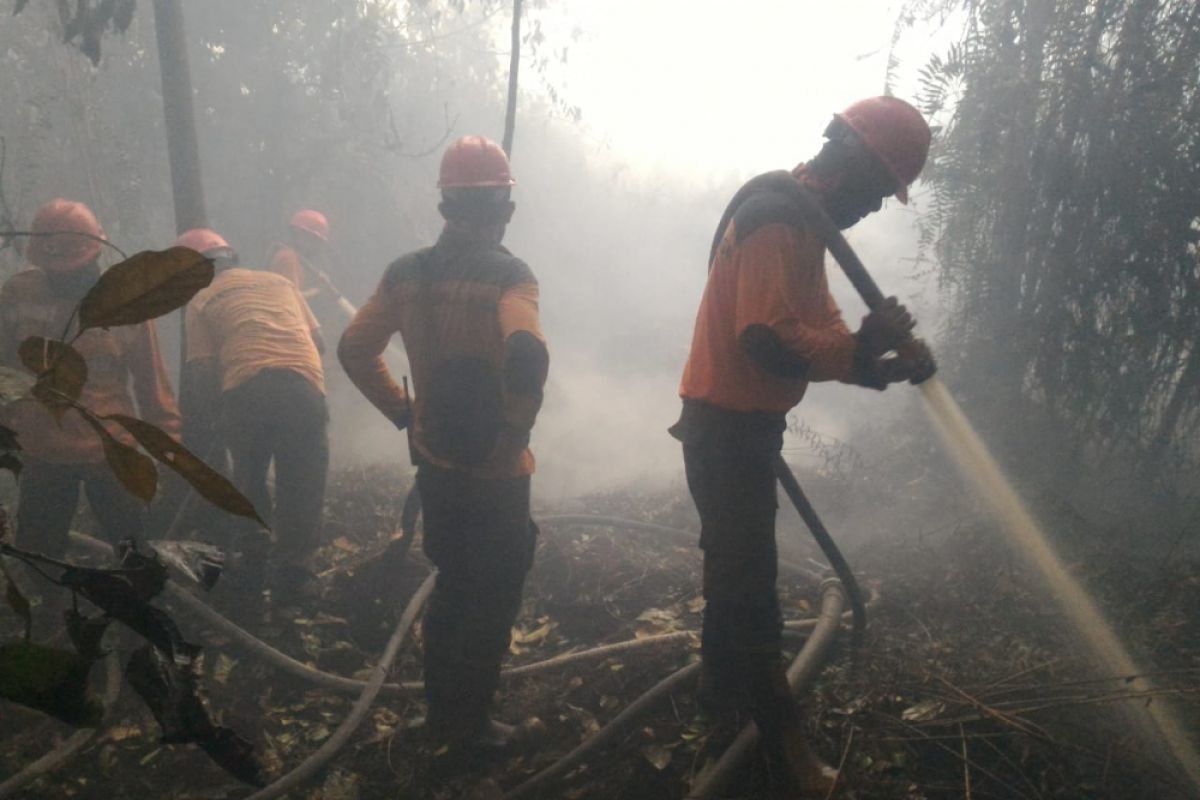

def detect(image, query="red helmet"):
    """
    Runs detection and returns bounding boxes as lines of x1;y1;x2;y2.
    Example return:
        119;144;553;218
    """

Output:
438;135;515;189
289;209;329;242
25;198;105;272
835;96;931;204
175;228;230;256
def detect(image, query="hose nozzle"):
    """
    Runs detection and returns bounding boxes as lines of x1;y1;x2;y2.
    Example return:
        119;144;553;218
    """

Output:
899;337;937;384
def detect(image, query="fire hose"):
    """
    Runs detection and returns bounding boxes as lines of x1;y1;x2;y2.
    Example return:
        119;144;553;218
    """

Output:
687;579;847;799
55;502;869;797
243;571;435;800
503;580;848;800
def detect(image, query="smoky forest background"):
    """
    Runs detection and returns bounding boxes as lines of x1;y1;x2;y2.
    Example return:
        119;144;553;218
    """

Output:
0;1;1198;799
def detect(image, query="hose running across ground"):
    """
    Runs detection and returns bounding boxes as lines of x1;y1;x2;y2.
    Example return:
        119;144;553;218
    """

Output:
67;512;867;697
503;579;849;800
242;570;435;800
686;579;848;799
56;508;864;797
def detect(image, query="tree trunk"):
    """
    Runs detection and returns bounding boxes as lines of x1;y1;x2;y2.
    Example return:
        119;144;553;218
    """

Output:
501;0;522;156
152;0;207;234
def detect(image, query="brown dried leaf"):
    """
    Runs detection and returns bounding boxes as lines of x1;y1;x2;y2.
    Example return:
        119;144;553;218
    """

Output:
79;248;213;331
80;413;157;503
19;337;88;413
105;414;265;525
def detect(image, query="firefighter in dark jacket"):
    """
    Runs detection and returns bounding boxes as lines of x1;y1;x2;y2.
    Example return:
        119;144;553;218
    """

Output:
672;96;933;796
339;135;549;755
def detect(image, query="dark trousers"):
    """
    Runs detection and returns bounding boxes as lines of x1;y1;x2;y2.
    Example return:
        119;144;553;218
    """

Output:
221;369;328;568
14;458;146;558
673;401;798;741
417;463;537;735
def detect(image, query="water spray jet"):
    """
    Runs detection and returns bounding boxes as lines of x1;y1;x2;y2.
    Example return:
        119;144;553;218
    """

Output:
790;174;1200;790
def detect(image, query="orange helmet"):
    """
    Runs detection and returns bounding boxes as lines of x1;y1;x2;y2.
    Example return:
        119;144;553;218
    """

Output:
25;198;105;272
289;209;329;242
175;227;230;256
438;135;515;189
835;97;931;204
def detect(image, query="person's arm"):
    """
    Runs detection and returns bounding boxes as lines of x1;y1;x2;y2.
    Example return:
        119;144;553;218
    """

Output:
337;270;409;429
268;246;305;289
497;274;549;447
128;319;183;441
734;224;856;383
294;285;325;355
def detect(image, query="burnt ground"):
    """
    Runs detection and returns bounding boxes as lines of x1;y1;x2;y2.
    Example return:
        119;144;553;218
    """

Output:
1;463;1198;799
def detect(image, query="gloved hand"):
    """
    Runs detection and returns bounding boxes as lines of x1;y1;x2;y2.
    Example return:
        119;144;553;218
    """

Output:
896;338;937;384
852;339;938;389
854;296;915;359
391;407;412;432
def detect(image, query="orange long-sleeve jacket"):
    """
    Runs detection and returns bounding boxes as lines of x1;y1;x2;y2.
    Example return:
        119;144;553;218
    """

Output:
185;267;324;394
339;227;548;479
679;186;856;414
267;244;307;291
0;268;181;464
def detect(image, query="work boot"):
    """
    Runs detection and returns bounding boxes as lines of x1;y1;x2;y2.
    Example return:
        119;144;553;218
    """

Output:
428;714;545;777
770;727;839;798
465;716;545;752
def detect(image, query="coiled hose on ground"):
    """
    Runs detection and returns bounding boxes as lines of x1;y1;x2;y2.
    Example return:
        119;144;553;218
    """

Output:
500;581;849;800
39;490;864;798
686;579;848;800
243;571;435;800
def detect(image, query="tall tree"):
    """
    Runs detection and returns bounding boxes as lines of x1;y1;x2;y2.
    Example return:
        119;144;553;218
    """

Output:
915;0;1200;477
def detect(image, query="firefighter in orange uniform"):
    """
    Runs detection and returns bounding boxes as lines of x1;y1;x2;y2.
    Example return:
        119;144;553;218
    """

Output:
671;97;933;795
180;228;328;600
267;209;343;328
0;199;181;562
268;209;329;290
339;136;548;756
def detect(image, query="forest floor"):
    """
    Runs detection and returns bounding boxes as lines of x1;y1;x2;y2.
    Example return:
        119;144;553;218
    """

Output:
1;463;1198;800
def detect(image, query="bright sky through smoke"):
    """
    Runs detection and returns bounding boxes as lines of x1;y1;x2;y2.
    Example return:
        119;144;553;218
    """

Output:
534;0;925;178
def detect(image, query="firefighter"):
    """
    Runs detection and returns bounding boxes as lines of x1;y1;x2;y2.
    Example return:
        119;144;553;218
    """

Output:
268;209;329;289
180;227;328;601
339;135;549;757
0;198;180;564
670;97;933;795
267;209;342;327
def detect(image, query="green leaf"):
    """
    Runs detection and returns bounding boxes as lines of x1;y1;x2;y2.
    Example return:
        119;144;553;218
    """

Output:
0;641;104;726
78;248;214;331
18;336;88;414
106;414;265;526
80;413;157;504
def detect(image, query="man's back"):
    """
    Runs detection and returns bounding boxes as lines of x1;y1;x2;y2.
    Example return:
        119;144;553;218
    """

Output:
186;268;324;394
341;230;543;476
